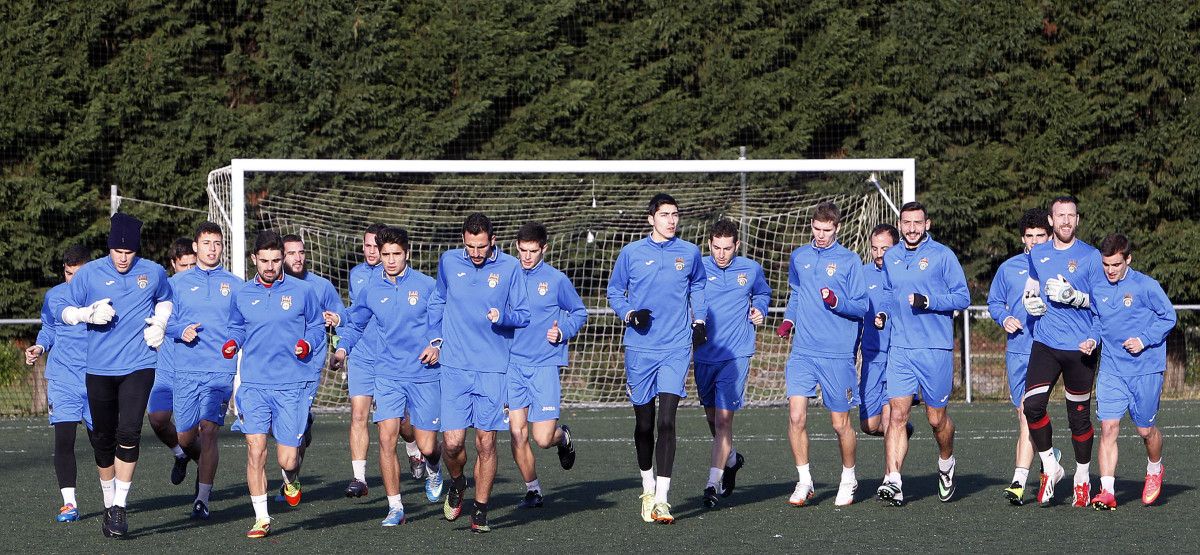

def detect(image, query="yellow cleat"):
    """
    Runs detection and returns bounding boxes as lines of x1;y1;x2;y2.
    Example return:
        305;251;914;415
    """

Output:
639;492;654;523
283;480;302;507
651;502;674;524
246;518;271;539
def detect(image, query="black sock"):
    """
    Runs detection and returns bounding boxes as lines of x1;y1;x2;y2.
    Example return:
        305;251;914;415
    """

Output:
473;500;488;517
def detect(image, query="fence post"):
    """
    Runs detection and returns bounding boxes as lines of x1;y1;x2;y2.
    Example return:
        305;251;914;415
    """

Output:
964;308;972;403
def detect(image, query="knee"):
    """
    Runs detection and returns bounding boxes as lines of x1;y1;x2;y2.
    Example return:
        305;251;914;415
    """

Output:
926;410;948;431
531;428;556;450
888;407;909;427
1022;398;1047;422
475;437;497;460
1134;425;1154;440
788;411;807;429
350;408;370;426
444;437;465;456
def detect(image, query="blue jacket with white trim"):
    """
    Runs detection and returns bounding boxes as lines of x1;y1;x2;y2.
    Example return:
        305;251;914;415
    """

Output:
347;262;382;364
511;261;588;367
782;241;867;358
36;282;87;382
339;268;440;382
859;261;891;354
1026;240;1103;350
228;274;327;388
427;247;530;373
882;235;970;351
987;254;1037;355
695;255;771;363
607;235;707;352
1090;268;1175;377
165;266;241;375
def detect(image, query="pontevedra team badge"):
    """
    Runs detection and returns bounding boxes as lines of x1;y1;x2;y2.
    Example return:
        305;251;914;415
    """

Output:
1068;259;1078;273
487;273;500;288
408;290;419;305
737;273;748;286
918;258;929;271
826;263;837;277
136;274;148;289
220;282;231;296
537;281;549;296
280;295;293;310
674;257;685;271
1123;293;1133;307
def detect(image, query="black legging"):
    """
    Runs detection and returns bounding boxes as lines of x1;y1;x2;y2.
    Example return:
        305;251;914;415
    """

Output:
1023;342;1099;464
53;422;94;489
86;368;155;467
633;393;681;477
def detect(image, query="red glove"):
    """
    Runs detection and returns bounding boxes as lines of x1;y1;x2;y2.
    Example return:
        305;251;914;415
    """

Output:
820;287;838;308
295;339;311;360
776;320;794;338
222;339;238;359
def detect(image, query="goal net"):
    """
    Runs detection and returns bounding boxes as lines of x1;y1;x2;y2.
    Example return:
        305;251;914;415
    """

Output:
208;159;914;409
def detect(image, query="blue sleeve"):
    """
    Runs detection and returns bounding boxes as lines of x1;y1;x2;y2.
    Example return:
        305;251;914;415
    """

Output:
303;288;327;355
337;289;372;353
154;265;173;304
986;269;1011;326
59;265;90;317
36;295;56;350
829;257;867;318
165;279;188;339
606;249;633;319
928;251;970;311
1026;251;1040;283
1140;280;1176;348
555;273;588;341
750;265;771;315
784;253;800;323
687;248;707;321
324;283;347;323
427;258;447;339
227;295;246;346
497;267;530;328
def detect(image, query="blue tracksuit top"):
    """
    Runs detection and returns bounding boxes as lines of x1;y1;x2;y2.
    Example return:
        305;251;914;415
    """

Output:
155;272;187;378
228;274;327;388
165;266;241;375
987;254;1037;355
36;282;87;382
339;268;440;382
859;262;891;354
1027;239;1103;350
428;248;530;373
1090;269;1175;377
607;235;707;352
782;240;867;358
695;255;771;363
882;235;970;351
300;270;346;320
347;262;383;364
56;256;173;376
511;261;589;367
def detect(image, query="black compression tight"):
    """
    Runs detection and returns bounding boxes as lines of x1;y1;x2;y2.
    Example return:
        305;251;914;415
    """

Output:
53;422;83;489
632;393;681;477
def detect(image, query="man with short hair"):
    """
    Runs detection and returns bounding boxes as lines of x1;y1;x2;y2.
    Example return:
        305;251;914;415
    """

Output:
986;209;1050;505
54;213;174;537
1021;195;1105;507
26;245;94;523
1085;234;1174;510
150;237;200;487
224;231;327;539
335;227;444;526
606;193;706;524
858;224;912;442
507;222;587;509
877;201;969;506
167;222;242;519
428;213;529;533
777;202;867;507
695;219;770;509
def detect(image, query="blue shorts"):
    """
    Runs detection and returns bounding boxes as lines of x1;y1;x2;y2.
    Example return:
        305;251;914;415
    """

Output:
624;348;690;406
786;353;858;412
235;382;317;447
694;357;750;411
347;355;376;398
374;377;440;431
47;375;92;429
858;350;888;420
148;365;174;413
507;365;562;422
440;366;507;432
1005;351;1030;408
886;347;953;408
1096;371;1164;428
173;372;234;432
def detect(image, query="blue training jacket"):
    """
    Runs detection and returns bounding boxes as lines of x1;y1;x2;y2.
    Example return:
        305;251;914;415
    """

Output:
783;241;867;358
1027;240;1103;350
227;274;327;388
882;235;970;351
695;255;771;363
511;261;588;367
339;268;440;382
165;266;241;375
1090;268;1176;377
607;235;707;352
347;262;382;364
987;254;1037;355
36;282;87;382
859;261;891;354
428;247;529;373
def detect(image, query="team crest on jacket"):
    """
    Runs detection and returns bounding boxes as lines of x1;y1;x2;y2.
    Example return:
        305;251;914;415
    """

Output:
281;295;293;310
487;273;500;288
220;282;231;296
826;263;837;277
674;257;685;271
737;273;748;286
537;281;549;296
1067;259;1078;273
408;290;419;305
1123;293;1133;307
918;258;929;271
136;274;149;289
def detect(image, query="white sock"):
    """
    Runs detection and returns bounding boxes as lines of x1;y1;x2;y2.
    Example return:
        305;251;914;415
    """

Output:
841;466;856;482
1074;462;1090;485
526;479;541;493
112;479;131;507
796;464;812;485
640;469;655;494
387;493;403;510
885;472;902;488
938;455;955;473
196;482;213;504
654;476;671;504
707;467;723;489
725;448;738;468
1038;449;1059;474
251;494;269;520
61;487;77;507
1147;457;1163;475
172;445;186;458
352;459;367;482
1101;475;1115;492
404;442;421;458
1013;467;1030;487
280;468;290;482
100;478;115;508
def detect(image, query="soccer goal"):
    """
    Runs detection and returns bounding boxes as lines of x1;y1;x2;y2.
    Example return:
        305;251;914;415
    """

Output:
207;159;915;409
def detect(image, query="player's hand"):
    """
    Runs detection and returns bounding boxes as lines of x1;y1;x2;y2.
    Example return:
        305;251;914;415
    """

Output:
322;310;341;327
143;317;167;348
1002;316;1023;334
89;298;116;325
332;348;348;370
1079;338;1098;355
1022;290;1047;316
182;323;203;343
24;345;44;365
547;320;562;344
909;293;929;310
221;339;238;359
419;345;440;365
776;319;793;338
295;339;311;360
628;308;652;332
487;307;500;323
691;320;707;348
748;307;764;326
874;312;887;330
820;287;838;309
1123;336;1145;354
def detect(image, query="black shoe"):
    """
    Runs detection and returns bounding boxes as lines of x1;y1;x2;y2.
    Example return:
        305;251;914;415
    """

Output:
102;505;128;538
721;453;744;498
171;455;189;485
557;425;576;470
703;486;719;509
517;490;544;509
444;477;466;521
470;506;490;533
344;479;369;498
190;500;211;520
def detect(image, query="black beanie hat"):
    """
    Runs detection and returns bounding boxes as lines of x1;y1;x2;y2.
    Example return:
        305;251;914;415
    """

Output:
108;213;142;252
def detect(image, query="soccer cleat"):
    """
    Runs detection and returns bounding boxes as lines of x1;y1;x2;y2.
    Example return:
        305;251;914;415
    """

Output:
246;518;271;538
344;479;369;499
56;504;80;522
835;478;858;507
1003;481;1025;506
1037;464;1064;507
518;490;544;509
557;424;576;470
789;482;815;507
639;492;655;523
938;463;956;502
877;481;904;507
408;455;427;481
651;502;674;524
381;507;406;526
1090;490;1116;511
283;480;302;507
191;500;211;520
1143;466;1164;506
424;467;444;502
443;480;465;521
721;452;745;497
171;455;190;485
102;505;128;538
470;510;491;533
702;486;719;509
1072;481;1091;508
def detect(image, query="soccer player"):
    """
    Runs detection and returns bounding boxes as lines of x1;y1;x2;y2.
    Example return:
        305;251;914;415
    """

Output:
606;193;706;524
507;222;587;509
335;227;444;526
54;213;174;537
223;231;327;539
427;213;529;533
1084;234;1175;510
1021;195;1105;507
776;202;867;507
150;237;200;487
986;209;1050;505
694;219;770;509
876;201;969;506
26;245;94;522
167;222;242;519
858;224;912;440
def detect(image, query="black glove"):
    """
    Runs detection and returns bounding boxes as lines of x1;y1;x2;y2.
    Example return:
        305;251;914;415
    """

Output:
629;308;652;332
912;293;929;310
874;312;887;330
692;321;707;348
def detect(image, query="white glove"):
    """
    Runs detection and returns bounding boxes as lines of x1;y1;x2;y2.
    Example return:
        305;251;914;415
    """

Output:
62;298;115;325
1045;274;1089;308
142;301;173;348
1022;291;1047;316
